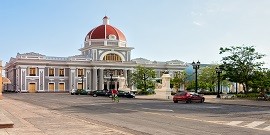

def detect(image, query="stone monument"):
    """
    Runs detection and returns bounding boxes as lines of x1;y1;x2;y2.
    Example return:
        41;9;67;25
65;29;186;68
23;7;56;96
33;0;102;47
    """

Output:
154;72;171;99
118;76;131;92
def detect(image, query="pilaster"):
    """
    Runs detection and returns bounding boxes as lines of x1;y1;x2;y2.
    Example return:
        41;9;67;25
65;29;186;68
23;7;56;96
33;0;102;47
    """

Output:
92;67;97;90
86;69;91;90
21;67;26;91
70;68;76;90
99;68;104;90
39;67;45;91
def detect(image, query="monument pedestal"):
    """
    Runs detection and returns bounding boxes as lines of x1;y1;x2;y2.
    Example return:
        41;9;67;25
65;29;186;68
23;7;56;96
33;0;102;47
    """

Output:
154;89;171;99
118;76;131;92
154;73;172;100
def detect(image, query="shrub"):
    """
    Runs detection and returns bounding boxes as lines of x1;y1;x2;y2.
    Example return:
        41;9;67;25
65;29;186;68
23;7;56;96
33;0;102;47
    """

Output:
137;90;155;95
198;91;218;95
236;93;259;100
171;91;176;95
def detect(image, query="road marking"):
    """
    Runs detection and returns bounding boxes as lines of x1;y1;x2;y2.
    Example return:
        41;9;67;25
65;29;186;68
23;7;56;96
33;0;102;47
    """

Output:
244;121;265;128
142;108;174;112
226;121;243;126
208;121;227;124
112;106;270;132
206;106;222;109
263;125;270;131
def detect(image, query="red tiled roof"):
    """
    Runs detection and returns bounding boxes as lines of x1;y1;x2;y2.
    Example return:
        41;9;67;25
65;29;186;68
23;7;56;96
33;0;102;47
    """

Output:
85;20;126;41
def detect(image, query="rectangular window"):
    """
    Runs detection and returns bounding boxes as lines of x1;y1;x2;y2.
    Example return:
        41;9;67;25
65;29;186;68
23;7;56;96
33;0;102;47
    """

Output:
59;68;64;77
29;68;36;76
49;68;54;76
78;69;84;77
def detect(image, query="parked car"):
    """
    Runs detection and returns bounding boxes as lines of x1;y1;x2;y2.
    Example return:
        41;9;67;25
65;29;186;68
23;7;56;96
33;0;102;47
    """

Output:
173;91;205;103
75;89;88;95
85;89;92;95
91;90;108;97
70;89;76;95
105;90;135;98
117;90;135;98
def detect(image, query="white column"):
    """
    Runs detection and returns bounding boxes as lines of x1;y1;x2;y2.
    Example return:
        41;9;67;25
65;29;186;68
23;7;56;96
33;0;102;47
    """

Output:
21;67;27;91
107;81;110;90
16;66;20;92
114;81;118;90
93;68;97;90
123;69;127;79
86;69;91;90
70;68;76;90
39;67;45;91
157;70;161;78
130;69;136;90
99;68;104;90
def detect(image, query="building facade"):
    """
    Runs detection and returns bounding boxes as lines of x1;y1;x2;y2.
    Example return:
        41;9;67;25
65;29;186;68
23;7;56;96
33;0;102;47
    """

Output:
0;60;2;97
4;16;188;93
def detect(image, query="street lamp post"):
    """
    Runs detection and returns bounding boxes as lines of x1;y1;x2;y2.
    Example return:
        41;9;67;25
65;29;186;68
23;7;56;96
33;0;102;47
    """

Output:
81;75;84;90
192;61;200;93
110;73;113;91
215;66;222;98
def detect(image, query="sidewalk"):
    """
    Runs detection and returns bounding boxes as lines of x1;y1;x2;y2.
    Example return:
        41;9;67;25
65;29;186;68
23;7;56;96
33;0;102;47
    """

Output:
204;95;270;107
135;94;270;107
0;95;268;134
0;98;133;135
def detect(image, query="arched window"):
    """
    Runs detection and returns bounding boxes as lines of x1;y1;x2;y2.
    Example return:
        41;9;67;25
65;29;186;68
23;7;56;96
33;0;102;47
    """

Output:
103;53;122;61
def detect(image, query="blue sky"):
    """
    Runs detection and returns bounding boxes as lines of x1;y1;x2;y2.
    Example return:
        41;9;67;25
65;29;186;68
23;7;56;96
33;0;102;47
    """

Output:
1;0;270;69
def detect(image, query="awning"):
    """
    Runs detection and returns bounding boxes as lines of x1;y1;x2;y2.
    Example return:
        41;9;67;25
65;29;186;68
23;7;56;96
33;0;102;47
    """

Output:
2;77;11;84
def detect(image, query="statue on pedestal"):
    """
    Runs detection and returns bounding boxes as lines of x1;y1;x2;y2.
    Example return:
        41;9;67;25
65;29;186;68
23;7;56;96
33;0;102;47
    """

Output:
118;76;131;92
154;72;171;99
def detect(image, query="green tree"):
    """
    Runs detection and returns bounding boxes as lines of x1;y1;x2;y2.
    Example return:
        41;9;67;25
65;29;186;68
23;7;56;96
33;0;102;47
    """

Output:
198;65;218;92
171;71;188;91
131;65;156;92
186;81;195;91
219;45;265;94
250;69;270;93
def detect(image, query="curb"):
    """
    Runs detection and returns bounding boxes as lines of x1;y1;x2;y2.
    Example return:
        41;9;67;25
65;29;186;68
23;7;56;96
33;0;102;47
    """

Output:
0;111;14;128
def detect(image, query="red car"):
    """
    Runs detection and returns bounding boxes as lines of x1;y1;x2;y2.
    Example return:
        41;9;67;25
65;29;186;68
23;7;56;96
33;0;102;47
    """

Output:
173;91;205;103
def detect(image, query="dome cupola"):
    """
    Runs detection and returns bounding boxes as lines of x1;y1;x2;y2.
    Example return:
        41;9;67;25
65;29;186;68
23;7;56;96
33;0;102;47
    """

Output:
85;16;126;42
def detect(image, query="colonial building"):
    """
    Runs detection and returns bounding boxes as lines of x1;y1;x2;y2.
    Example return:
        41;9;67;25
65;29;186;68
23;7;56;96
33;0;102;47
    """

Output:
4;16;188;93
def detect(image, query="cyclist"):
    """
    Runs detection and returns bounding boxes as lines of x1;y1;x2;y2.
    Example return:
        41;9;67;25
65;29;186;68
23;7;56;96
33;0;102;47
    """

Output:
112;89;118;102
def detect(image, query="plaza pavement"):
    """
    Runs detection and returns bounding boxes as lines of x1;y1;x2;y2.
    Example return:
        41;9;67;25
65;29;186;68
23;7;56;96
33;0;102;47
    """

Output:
136;95;270;107
0;95;269;135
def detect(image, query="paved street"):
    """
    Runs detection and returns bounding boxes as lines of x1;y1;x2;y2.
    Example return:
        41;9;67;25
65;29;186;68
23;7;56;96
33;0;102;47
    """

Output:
1;93;270;135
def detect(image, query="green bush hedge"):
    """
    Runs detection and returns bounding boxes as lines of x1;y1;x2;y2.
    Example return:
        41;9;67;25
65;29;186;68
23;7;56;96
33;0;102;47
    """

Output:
137;90;155;95
198;91;218;95
236;93;259;100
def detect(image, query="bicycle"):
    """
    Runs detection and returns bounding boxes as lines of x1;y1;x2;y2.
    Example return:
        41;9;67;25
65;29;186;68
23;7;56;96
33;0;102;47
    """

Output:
112;95;119;103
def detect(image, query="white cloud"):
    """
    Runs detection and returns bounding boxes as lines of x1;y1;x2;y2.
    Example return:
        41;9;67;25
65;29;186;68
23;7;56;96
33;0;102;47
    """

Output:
191;11;202;16
193;21;202;26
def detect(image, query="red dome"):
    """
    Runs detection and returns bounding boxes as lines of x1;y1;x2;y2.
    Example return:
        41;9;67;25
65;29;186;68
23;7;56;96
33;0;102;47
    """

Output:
85;17;126;41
